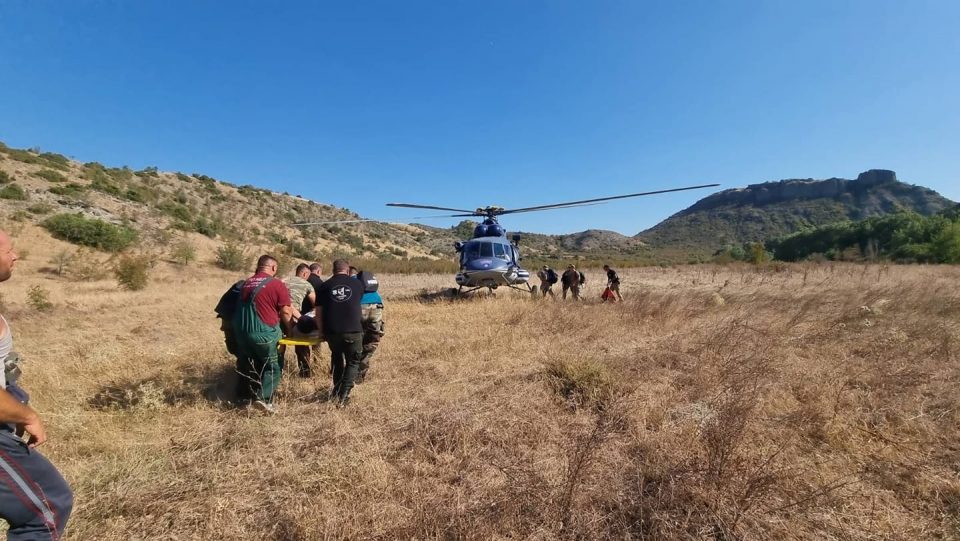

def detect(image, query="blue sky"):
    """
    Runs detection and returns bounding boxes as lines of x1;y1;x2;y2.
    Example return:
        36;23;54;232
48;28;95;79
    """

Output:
1;1;958;234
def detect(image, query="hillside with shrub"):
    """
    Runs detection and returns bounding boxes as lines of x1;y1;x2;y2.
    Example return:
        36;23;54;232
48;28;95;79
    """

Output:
638;169;955;258
0;141;457;267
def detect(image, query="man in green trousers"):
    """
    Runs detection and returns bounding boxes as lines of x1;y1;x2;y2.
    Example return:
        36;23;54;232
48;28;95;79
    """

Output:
233;254;292;413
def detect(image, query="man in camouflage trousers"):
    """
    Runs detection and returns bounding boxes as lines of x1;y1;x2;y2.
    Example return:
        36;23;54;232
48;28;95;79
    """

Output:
356;270;385;383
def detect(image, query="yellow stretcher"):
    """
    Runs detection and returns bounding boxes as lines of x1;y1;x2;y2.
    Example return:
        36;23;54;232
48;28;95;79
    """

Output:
278;336;323;347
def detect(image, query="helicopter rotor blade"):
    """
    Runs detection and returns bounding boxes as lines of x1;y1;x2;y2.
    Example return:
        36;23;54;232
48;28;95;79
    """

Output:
496;184;720;215
291;214;465;226
386;202;478;214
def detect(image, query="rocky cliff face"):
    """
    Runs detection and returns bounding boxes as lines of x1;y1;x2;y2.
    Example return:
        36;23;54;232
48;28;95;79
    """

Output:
685;169;899;212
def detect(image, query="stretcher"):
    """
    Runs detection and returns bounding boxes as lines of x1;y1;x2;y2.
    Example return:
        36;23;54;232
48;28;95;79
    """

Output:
278;336;323;347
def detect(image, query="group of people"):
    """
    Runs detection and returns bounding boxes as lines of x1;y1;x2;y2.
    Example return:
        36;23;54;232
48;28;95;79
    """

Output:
215;256;385;413
536;263;624;302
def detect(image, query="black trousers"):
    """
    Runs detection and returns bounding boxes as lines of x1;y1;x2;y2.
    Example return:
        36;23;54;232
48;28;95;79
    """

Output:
327;332;363;402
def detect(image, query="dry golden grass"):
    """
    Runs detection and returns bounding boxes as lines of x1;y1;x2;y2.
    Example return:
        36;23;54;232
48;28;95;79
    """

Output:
3;230;960;540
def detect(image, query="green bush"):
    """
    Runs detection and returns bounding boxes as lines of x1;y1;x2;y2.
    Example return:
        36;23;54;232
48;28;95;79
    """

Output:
0;184;28;200
48;183;88;198
193;216;222;238
114;255;151;290
0;171;12;184
158;201;192;222
27;285;53;311
216;243;247;271
34;169;67;183
170;239;196;266
42;213;138;252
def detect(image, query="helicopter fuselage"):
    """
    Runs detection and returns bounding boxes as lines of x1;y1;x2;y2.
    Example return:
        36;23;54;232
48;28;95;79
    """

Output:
454;224;530;290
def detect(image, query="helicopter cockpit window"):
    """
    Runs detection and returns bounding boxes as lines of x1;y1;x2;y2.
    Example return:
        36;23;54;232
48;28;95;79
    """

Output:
480;243;494;258
465;242;481;258
493;243;510;260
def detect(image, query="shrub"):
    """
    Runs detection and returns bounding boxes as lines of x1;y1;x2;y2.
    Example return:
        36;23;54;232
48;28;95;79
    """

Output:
34;169;67;183
42;213;138;252
193;216;221;238
0;171;12;184
159;200;194;222
49;249;74;276
216;243;247;271
0;184;28;200
26;202;54;215
48;183;88;199
544;359;615;412
69;249;108;281
27;285;53;311
170;239;196;266
114;255;151;290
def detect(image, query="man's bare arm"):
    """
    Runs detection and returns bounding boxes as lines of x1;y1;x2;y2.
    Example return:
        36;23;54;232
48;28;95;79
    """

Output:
0;389;46;447
280;305;294;331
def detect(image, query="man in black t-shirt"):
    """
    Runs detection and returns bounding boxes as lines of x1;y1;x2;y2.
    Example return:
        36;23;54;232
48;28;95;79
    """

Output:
301;262;326;313
316;259;364;407
603;264;623;302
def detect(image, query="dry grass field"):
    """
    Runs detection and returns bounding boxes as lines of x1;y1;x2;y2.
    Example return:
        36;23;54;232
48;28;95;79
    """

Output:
2;227;959;540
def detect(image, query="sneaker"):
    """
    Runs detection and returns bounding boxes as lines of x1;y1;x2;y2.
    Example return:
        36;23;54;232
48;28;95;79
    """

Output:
253;400;277;414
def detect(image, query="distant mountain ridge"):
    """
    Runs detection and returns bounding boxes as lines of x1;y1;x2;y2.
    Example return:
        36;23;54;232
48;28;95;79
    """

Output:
636;169;955;256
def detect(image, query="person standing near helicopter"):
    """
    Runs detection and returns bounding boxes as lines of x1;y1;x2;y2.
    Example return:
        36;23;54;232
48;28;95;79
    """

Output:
603;264;623;302
561;264;582;300
537;265;558;298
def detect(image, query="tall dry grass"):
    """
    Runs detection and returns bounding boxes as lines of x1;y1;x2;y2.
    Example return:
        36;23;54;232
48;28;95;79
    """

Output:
3;229;959;539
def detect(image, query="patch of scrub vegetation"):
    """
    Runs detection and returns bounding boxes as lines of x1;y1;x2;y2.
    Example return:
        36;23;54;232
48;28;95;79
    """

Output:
42;213;138;252
0;183;28;200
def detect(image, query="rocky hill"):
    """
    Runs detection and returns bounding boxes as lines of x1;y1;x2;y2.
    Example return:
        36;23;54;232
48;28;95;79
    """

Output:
637;170;955;256
0;142;453;264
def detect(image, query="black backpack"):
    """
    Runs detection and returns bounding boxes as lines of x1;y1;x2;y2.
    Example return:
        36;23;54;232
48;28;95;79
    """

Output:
357;271;379;293
546;268;558;284
214;280;244;319
578;271;586;285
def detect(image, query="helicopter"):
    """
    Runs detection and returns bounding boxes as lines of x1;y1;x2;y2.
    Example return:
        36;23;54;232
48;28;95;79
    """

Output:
384;184;719;294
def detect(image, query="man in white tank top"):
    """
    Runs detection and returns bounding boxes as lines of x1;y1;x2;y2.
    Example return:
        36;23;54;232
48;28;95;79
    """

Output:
0;230;73;540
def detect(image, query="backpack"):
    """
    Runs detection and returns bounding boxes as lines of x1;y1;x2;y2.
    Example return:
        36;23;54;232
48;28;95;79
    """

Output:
578;271;586;285
357;270;379;293
214;280;245;319
545;268;558;284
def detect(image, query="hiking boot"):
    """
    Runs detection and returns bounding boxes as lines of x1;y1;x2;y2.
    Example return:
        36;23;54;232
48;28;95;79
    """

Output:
335;396;351;409
253;400;277;414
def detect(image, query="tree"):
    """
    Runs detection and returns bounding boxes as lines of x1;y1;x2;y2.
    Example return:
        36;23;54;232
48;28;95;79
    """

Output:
931;222;960;263
49;249;74;276
170;239;197;266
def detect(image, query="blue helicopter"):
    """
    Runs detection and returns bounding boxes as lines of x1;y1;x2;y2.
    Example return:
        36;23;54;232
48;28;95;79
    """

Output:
386;184;719;294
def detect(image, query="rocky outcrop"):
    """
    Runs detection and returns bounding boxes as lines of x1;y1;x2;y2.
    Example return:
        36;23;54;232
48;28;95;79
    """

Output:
637;169;955;256
684;169;900;213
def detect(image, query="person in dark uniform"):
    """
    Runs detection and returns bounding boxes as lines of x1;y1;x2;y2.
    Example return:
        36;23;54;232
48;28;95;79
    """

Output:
316;259;365;408
0;230;73;540
603;264;623;302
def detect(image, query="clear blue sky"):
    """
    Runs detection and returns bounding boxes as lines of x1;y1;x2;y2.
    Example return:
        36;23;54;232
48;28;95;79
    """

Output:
1;1;958;234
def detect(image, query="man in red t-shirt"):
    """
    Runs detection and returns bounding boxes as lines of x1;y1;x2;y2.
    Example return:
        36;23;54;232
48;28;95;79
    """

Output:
233;255;292;413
